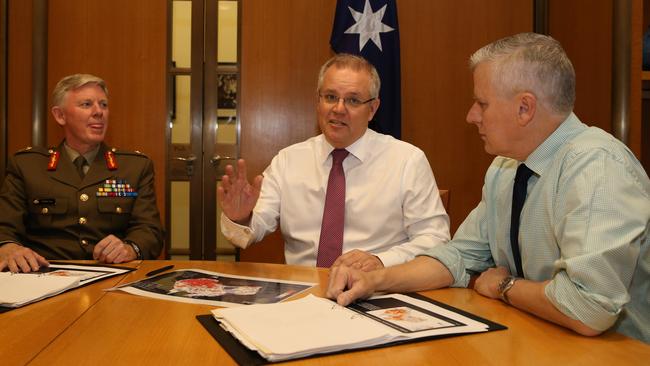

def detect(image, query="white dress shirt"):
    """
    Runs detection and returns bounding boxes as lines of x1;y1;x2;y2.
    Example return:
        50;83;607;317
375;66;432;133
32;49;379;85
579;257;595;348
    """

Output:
222;128;450;267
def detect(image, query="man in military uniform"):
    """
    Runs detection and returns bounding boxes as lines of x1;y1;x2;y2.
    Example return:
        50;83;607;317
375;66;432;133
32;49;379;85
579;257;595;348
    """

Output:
0;74;163;272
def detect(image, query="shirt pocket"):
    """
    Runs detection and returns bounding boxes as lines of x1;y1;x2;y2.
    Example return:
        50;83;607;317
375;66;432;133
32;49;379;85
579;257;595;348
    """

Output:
27;197;69;228
97;197;135;229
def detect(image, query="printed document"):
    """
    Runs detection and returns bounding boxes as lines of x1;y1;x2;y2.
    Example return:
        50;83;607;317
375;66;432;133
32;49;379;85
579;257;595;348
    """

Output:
212;293;489;362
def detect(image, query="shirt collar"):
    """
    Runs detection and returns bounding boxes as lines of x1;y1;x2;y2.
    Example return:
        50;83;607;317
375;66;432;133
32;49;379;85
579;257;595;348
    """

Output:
319;128;372;164
524;112;587;176
63;142;100;165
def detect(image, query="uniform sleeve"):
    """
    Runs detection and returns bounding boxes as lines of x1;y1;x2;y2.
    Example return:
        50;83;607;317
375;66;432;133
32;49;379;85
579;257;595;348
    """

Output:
0;155;29;245
375;150;451;267
544;149;650;331
123;158;164;259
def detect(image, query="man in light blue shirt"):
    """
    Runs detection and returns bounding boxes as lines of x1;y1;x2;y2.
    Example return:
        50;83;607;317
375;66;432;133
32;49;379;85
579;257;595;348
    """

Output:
326;33;649;342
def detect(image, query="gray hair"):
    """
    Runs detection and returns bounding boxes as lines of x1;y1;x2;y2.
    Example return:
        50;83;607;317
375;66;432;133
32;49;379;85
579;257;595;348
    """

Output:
52;74;108;107
317;53;381;99
469;32;575;115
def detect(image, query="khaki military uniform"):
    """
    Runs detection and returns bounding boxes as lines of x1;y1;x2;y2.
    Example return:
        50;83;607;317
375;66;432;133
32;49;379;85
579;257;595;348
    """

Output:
0;142;163;259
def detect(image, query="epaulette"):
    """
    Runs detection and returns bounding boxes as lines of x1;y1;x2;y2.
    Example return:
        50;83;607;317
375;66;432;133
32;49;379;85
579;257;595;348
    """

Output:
15;146;51;156
109;147;150;159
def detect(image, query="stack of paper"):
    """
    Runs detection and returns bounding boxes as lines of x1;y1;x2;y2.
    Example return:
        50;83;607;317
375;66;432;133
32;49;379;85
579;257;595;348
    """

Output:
212;293;489;362
0;272;80;308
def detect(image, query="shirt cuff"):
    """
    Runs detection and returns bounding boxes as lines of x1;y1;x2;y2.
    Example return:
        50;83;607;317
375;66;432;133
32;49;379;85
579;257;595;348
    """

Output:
220;213;255;249
545;271;622;331
375;251;402;268
418;245;471;288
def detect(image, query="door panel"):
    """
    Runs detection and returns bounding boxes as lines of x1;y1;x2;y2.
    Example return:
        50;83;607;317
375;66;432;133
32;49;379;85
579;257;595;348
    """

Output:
167;0;239;260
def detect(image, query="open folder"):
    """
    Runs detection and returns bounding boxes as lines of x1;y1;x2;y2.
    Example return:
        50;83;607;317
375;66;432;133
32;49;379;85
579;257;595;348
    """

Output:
199;293;506;363
0;263;133;311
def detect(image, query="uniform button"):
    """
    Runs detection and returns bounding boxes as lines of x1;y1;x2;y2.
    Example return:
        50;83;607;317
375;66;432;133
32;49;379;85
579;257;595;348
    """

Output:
80;194;89;202
116;206;122;214
41;207;49;214
33;199;40;205
79;217;87;225
81;239;88;246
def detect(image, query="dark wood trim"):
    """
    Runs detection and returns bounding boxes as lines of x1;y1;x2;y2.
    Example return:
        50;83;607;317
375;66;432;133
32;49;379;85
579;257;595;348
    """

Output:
164;0;173;259
534;0;549;34
188;0;205;259
0;0;7;180
612;0;632;144
31;0;47;148
203;0;218;260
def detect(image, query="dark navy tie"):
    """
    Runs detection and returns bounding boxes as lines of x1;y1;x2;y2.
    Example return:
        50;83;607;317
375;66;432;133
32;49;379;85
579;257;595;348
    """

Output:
510;163;534;278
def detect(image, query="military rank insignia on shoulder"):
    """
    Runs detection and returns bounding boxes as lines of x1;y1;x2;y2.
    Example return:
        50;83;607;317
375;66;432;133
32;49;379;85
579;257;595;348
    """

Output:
109;147;150;159
15;146;50;156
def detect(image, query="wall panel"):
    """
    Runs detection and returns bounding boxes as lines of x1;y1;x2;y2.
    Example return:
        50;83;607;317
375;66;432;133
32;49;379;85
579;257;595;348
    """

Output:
239;0;336;262
7;0;32;154
399;0;533;233
549;0;612;134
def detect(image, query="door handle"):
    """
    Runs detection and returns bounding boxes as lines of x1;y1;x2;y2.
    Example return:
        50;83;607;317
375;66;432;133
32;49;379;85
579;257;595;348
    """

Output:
173;155;197;176
173;155;197;162
210;155;236;164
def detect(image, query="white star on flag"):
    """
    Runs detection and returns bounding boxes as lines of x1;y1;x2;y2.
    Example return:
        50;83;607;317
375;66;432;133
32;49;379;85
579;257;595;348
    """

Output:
344;0;395;52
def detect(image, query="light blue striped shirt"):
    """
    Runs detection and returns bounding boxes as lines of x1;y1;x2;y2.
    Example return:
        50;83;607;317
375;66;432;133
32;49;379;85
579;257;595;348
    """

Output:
424;113;649;342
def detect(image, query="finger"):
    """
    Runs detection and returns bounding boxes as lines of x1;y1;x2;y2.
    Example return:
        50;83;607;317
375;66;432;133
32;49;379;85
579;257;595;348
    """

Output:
252;175;264;192
223;164;235;178
100;243;119;263
107;243;129;263
14;255;32;273
0;259;6;271
325;266;349;299
25;253;43;272
112;249;130;264
220;175;232;193
104;246;119;263
236;159;248;182
35;253;50;267
94;239;109;260
216;185;226;204
7;258;20;273
337;283;367;307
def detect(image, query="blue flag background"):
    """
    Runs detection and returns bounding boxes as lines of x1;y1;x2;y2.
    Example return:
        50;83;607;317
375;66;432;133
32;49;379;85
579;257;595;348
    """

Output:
330;0;401;139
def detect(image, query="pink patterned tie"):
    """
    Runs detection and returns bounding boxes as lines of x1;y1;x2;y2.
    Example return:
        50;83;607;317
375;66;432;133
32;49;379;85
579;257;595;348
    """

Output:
317;149;349;267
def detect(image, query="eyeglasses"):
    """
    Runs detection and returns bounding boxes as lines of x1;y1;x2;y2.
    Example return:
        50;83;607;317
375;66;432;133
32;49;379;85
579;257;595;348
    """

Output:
318;94;375;109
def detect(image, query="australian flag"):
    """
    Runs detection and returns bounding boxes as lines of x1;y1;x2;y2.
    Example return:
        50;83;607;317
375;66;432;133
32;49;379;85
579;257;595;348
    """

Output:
330;0;401;139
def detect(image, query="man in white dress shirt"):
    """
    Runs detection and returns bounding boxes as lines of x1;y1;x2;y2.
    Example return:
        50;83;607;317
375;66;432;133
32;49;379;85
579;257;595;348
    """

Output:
218;54;449;269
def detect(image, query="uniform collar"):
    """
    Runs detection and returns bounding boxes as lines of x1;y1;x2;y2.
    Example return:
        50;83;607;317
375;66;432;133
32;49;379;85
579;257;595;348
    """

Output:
63;141;101;165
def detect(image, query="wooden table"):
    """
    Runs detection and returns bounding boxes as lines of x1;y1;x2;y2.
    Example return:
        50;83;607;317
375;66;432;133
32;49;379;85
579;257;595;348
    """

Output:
3;260;649;365
0;261;139;366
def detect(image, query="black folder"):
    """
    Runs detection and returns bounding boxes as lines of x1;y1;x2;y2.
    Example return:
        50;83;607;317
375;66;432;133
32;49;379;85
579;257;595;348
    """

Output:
197;292;507;365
